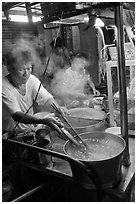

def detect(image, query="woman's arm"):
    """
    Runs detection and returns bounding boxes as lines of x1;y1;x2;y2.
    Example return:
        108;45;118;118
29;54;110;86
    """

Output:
11;111;63;133
87;78;100;96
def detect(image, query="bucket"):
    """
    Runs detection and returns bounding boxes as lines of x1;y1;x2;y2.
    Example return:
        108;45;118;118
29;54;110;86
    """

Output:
35;128;51;141
105;127;121;136
31;139;53;167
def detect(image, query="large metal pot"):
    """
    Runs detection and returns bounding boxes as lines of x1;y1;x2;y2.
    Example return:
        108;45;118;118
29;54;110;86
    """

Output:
34;109;107;154
63;108;107;136
34;108;106;140
64;132;126;189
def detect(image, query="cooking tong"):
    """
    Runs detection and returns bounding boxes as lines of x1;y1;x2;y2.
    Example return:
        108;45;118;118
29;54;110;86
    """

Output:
51;104;89;150
60;127;82;148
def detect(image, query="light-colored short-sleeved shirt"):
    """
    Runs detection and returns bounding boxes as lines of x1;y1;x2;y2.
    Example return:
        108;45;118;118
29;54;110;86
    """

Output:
2;74;53;132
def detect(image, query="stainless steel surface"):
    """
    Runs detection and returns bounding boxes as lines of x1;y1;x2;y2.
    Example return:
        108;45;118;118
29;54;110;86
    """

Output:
64;132;126;189
64;108;106;135
34;109;106;136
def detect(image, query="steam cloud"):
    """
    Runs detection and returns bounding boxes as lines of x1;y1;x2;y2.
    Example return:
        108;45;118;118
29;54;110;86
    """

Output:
4;33;93;107
7;33;47;79
50;58;93;107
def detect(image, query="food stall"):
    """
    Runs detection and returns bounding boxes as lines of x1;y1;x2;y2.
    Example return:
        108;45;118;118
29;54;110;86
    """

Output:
2;2;135;202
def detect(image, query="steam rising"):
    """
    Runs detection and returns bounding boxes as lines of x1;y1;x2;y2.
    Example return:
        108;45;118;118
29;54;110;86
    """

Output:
5;33;93;107
50;57;93;106
8;33;47;79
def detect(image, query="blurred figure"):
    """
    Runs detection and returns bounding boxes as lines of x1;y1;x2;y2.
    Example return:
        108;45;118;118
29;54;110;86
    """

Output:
66;53;100;96
51;53;100;108
47;37;71;79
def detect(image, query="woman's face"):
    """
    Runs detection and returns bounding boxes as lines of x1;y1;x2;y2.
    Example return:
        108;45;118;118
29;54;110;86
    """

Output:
10;62;32;85
72;57;89;73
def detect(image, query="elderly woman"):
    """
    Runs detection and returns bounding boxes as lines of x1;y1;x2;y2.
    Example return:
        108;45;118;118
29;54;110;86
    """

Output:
51;53;100;108
2;46;66;137
65;53;100;96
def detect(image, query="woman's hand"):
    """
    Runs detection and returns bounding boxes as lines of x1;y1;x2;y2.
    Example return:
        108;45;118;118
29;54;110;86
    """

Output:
93;89;100;96
41;114;64;134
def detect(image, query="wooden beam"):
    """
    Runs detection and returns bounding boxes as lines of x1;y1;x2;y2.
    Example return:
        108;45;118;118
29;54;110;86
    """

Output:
42;8;88;24
2;2;23;11
30;2;40;7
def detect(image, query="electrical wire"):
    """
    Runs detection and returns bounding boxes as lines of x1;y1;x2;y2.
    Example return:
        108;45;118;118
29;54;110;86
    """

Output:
9;12;64;138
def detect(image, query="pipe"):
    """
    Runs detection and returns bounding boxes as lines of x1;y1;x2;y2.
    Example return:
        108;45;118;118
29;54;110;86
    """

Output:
11;184;45;202
114;3;130;166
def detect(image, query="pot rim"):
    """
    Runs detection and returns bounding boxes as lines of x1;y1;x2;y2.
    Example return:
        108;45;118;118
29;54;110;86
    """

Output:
31;138;50;146
63;131;126;162
65;119;106;129
67;107;107;118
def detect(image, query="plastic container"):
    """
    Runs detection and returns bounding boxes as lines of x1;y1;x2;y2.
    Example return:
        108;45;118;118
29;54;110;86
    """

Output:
105;127;121;136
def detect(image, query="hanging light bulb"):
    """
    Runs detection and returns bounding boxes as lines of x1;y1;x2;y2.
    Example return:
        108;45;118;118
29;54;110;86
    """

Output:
95;17;105;27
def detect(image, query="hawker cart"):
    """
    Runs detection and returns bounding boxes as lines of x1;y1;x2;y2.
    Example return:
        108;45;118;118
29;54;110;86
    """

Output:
2;2;135;202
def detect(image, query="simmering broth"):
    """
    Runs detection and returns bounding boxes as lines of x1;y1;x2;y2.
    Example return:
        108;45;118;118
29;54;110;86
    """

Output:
66;136;124;161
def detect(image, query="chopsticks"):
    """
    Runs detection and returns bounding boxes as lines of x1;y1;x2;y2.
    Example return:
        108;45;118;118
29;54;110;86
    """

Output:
51;103;89;149
60;127;82;148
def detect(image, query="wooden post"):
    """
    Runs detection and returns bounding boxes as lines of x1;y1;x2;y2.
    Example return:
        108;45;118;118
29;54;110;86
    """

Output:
25;2;33;23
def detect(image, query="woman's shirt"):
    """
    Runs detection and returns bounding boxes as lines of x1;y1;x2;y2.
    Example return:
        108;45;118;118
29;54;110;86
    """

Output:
2;74;53;132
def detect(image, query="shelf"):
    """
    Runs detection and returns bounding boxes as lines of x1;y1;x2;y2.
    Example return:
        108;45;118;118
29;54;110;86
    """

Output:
106;60;135;126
